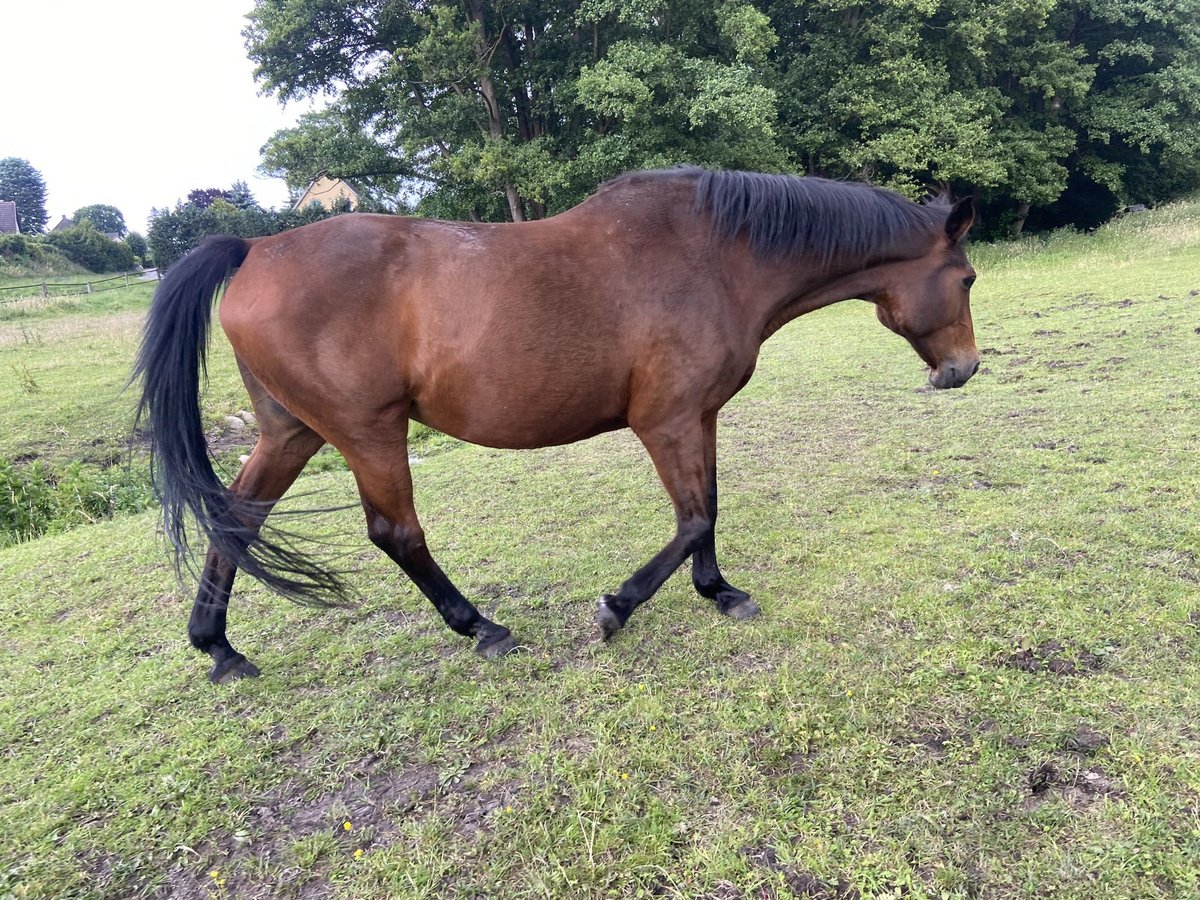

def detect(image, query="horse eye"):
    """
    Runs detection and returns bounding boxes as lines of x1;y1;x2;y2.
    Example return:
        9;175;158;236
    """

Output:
963;275;977;290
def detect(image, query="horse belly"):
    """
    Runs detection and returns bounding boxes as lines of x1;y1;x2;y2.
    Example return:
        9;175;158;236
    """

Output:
411;360;629;450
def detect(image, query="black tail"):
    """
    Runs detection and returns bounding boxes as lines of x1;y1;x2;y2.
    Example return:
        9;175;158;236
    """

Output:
132;235;344;604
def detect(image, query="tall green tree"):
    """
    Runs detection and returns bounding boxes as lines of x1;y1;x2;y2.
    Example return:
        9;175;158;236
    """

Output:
259;108;410;207
764;0;1200;233
246;0;1200;231
147;190;346;270
73;204;127;236
1063;0;1200;220
0;158;49;234
246;0;789;221
228;180;260;210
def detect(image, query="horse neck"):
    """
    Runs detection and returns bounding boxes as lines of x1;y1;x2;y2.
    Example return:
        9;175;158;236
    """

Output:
745;246;928;343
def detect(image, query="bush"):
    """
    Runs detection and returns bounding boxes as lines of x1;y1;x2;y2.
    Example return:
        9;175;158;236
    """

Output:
0;233;77;276
0;458;155;547
123;231;148;266
0;233;32;257
44;222;137;273
147;199;354;270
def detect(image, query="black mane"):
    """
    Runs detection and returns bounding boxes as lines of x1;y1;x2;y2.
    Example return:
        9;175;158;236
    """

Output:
595;166;951;262
692;168;950;262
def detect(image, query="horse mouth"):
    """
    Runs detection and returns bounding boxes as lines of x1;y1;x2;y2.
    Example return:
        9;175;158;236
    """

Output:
929;359;980;389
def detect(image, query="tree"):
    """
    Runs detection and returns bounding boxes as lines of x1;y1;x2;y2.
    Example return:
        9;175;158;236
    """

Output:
246;0;789;222
260;108;410;207
228;180;259;210
186;188;232;209
246;0;1198;233
45;221;137;273
0;158;49;234
147;190;348;270
763;0;1200;234
73;204;127;236
123;231;149;265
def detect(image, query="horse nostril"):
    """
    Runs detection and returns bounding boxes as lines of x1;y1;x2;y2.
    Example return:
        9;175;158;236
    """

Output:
971;360;980;377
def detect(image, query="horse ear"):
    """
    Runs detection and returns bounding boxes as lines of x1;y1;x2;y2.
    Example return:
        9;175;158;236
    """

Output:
945;196;975;243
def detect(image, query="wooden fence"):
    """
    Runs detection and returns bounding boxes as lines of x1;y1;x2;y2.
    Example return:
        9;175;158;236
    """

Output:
0;270;158;304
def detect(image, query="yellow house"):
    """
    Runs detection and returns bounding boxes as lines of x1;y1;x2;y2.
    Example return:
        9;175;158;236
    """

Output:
293;174;361;211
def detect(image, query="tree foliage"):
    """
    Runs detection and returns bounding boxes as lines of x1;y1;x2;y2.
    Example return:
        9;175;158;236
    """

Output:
186;188;233;210
123;231;149;265
72;204;127;236
246;0;1199;232
228;180;259;210
260;108;411;207
147;192;348;270
45;222;137;273
0;158;50;234
248;0;788;221
765;0;1200;232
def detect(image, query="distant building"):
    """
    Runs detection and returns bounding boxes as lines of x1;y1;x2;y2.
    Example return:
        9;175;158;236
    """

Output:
293;174;361;212
0;201;19;234
50;216;121;240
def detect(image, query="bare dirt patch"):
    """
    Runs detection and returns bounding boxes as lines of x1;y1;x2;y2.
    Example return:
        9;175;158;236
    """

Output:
1024;761;1127;812
741;844;861;899
151;752;510;899
997;640;1106;676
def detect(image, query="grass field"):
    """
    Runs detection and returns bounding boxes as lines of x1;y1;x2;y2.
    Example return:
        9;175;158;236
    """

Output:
1;202;1198;899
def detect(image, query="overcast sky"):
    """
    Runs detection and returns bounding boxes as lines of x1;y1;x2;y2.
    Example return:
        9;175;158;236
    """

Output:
6;0;318;234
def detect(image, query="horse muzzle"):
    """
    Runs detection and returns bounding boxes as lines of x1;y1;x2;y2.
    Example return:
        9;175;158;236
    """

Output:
928;355;980;389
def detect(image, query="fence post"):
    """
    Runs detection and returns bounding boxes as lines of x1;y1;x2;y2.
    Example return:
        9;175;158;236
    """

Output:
42;282;48;299
87;282;92;295
125;273;130;287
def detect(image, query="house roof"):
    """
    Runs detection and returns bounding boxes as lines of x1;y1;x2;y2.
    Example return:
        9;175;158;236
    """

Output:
51;215;76;232
0;201;19;234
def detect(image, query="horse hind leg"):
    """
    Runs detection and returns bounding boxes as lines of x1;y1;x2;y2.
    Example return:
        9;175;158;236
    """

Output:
189;376;326;683
343;438;518;657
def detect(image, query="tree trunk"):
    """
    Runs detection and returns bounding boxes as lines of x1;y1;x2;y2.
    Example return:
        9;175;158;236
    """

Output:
466;0;525;222
1011;201;1031;236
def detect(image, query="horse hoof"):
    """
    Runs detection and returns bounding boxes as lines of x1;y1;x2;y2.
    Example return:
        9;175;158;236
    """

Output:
595;596;623;641
476;628;520;658
723;597;761;621
209;653;261;684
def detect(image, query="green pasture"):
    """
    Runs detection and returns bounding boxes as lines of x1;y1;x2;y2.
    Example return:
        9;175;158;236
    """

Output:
1;204;1198;899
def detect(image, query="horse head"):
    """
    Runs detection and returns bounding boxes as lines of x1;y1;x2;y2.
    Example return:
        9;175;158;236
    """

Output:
873;196;980;389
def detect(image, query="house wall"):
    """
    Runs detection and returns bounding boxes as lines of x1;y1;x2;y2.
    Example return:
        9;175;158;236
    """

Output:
0;201;20;234
294;176;359;211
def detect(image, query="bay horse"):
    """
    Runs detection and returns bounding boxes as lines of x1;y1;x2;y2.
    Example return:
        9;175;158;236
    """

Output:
133;167;979;683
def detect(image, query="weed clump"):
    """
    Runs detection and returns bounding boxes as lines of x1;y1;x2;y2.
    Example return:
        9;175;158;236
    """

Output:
0;457;154;546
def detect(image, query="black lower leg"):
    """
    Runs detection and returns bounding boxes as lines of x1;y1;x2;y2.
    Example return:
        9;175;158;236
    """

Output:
189;550;261;683
690;473;759;619
401;547;517;657
597;518;708;639
367;512;517;657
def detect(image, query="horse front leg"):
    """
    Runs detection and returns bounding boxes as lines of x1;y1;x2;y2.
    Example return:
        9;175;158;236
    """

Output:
596;419;714;640
690;414;760;620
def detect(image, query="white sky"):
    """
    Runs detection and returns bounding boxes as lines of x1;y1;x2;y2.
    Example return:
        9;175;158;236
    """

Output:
6;0;318;234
